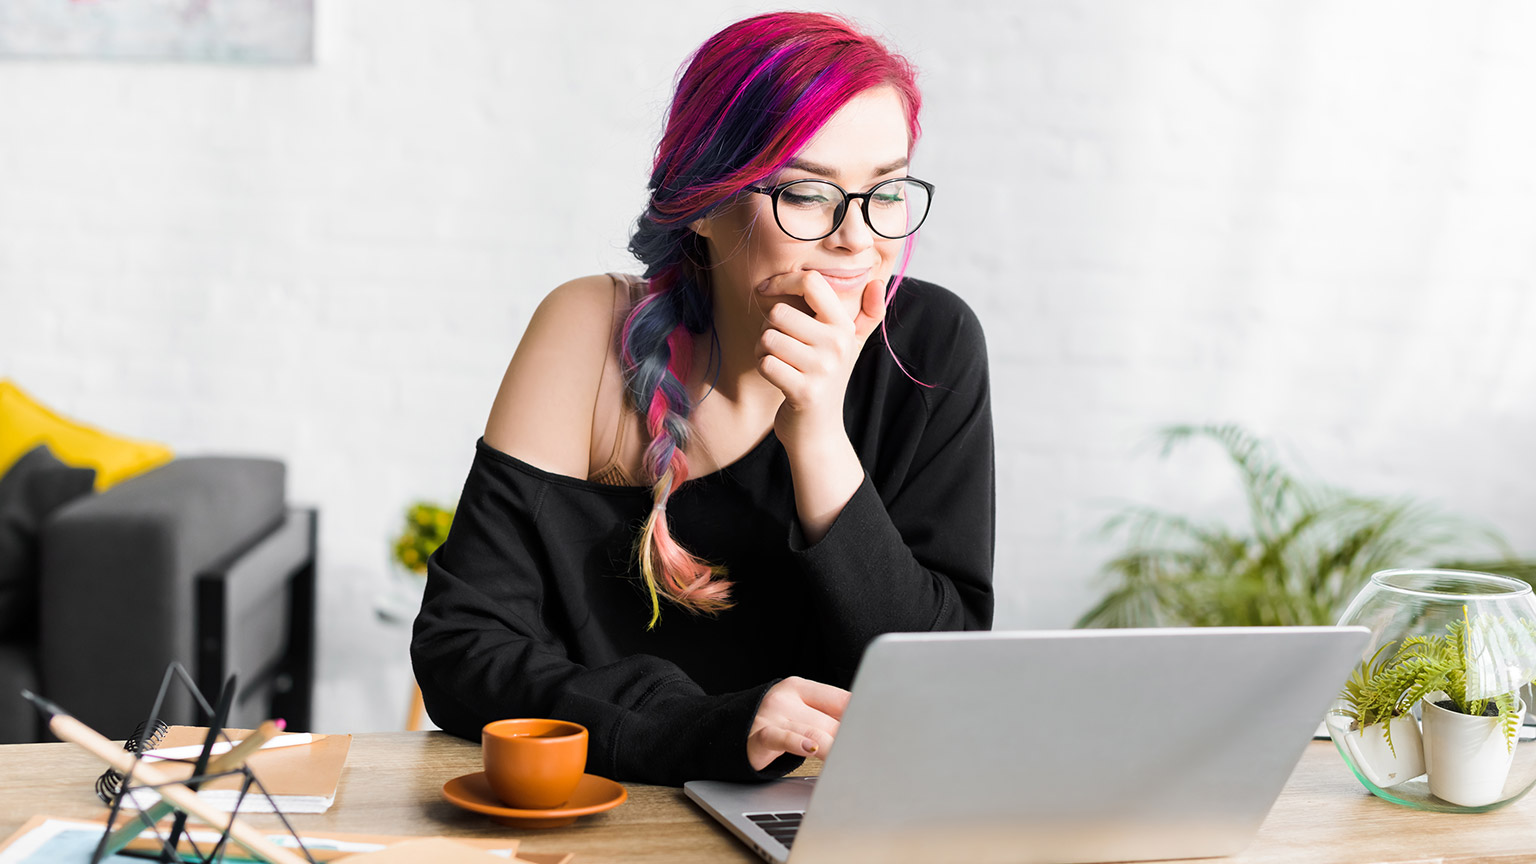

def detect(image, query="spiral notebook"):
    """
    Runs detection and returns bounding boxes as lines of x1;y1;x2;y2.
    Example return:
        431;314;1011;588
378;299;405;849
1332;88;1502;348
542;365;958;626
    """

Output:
121;726;351;814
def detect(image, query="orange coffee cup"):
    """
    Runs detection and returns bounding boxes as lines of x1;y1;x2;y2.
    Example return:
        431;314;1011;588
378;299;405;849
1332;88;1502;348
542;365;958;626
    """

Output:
482;719;588;810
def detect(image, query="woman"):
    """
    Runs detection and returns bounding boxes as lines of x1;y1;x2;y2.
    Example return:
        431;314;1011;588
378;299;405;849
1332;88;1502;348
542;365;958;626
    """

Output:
412;11;994;786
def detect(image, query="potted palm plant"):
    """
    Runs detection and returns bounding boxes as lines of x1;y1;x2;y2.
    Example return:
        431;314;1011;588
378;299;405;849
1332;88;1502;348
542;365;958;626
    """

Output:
1077;425;1526;629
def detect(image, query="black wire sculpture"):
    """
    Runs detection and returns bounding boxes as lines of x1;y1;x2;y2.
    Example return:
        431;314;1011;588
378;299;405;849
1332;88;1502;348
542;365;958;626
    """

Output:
88;662;317;864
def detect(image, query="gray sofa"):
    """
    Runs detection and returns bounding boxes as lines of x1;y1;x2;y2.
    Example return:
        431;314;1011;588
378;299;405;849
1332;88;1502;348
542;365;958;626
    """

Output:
0;457;316;743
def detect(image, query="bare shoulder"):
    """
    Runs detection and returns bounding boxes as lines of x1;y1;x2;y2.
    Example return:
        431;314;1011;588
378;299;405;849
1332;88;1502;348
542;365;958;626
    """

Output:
484;274;622;478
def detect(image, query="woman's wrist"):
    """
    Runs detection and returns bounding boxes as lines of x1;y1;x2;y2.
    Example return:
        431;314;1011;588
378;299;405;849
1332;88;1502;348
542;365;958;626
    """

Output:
784;434;864;544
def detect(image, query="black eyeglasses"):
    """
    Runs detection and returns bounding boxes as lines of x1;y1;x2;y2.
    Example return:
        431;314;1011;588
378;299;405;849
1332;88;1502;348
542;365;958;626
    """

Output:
745;177;936;241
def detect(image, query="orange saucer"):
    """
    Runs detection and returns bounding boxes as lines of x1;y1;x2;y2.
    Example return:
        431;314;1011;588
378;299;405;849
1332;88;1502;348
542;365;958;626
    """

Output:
442;771;627;828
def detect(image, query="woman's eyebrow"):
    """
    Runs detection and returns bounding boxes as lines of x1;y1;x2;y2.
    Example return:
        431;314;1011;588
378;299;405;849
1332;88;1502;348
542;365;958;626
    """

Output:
786;157;910;178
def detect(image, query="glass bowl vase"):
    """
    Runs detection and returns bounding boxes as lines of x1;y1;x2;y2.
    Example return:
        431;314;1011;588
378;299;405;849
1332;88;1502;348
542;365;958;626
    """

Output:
1327;568;1536;812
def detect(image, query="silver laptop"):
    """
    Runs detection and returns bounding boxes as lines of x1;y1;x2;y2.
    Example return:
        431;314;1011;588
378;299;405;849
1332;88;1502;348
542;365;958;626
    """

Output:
686;626;1369;864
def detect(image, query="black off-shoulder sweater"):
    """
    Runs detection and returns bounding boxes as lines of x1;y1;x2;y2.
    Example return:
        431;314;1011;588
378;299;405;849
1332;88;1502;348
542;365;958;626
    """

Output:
411;278;995;786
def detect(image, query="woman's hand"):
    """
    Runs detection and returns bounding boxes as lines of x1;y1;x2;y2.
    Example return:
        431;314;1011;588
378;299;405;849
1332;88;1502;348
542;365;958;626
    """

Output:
755;271;886;542
747;676;852;771
755;271;887;454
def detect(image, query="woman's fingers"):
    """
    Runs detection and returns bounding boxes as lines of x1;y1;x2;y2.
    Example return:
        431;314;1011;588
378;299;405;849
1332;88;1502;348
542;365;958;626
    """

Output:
792;271;850;325
767;725;819;756
754;270;889;339
747;726;817;771
852;277;888;341
758;352;806;397
756;270;854;327
799;722;837;756
774;721;835;755
757;324;821;371
756;288;856;396
762;300;828;346
747;719;839;770
768;678;850;727
746;677;851;771
756;319;831;404
793;678;853;719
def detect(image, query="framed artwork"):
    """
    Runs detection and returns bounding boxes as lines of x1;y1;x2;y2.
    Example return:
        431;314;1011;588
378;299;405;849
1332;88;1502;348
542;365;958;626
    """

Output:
0;0;314;64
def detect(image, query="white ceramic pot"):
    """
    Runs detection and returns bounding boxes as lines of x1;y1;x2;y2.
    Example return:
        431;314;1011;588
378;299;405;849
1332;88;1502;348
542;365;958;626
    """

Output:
1421;698;1522;807
1341;715;1425;788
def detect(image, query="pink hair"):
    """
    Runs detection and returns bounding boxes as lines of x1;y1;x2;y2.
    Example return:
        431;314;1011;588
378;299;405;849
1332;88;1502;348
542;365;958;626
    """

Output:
623;12;924;627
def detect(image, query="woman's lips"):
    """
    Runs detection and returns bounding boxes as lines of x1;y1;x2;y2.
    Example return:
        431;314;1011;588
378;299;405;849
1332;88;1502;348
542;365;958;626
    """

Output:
809;268;872;292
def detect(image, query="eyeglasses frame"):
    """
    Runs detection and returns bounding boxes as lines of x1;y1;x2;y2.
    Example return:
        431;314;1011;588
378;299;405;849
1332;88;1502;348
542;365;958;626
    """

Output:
744;176;937;241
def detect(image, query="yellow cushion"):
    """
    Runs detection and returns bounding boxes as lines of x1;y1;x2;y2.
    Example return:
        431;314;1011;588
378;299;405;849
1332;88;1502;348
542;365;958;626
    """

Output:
0;379;174;490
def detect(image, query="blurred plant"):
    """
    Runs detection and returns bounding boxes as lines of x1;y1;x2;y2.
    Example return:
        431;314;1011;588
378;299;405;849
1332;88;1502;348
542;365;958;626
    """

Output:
1077;424;1524;628
1432;559;1536;591
392;501;454;576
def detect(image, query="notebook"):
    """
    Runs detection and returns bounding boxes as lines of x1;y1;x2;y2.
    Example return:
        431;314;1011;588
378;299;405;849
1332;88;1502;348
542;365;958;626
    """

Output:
686;626;1370;864
122;726;351;813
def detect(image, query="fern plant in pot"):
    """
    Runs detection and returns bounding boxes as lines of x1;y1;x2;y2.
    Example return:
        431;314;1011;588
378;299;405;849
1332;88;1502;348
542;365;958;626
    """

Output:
1334;642;1427;788
1333;569;1536;811
1395;609;1536;807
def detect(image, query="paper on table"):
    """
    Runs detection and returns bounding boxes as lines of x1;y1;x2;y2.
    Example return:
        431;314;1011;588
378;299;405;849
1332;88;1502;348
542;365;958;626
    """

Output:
0;817;405;864
124;787;337;815
0;816;564;864
122;824;536;862
141;733;314;761
121;726;350;813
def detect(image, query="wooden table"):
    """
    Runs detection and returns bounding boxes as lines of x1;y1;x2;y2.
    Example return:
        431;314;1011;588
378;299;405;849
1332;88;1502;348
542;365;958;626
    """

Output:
3;733;1535;863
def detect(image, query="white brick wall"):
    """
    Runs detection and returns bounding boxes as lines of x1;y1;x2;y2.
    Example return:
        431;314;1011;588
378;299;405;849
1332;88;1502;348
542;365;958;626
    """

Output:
3;0;1534;732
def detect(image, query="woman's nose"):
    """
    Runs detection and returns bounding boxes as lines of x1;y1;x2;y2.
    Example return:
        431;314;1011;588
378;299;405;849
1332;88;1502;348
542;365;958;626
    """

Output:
826;197;875;251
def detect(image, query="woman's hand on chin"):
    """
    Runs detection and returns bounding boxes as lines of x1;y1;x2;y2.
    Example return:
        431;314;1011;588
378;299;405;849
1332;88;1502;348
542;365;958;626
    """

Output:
747;676;851;772
754;269;886;456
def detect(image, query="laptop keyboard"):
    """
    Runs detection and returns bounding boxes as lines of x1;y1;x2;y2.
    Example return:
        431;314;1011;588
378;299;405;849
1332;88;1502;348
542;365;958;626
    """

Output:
746;811;804;848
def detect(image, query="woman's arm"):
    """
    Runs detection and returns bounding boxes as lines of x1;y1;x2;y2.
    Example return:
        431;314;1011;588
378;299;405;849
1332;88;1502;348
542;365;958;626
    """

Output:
756;272;888;542
411;473;798;784
482;274;613;477
785;283;996;682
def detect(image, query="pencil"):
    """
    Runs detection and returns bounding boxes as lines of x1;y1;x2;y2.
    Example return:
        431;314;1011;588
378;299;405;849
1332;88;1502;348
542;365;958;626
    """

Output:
21;691;308;864
102;720;286;857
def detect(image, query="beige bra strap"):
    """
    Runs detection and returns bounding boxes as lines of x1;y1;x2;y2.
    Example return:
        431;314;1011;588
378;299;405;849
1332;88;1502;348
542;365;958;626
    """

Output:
591;404;634;486
587;274;647;486
587;459;634;487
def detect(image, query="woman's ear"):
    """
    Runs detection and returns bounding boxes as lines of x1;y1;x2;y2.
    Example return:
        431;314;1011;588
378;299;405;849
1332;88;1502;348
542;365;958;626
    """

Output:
689;215;714;239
